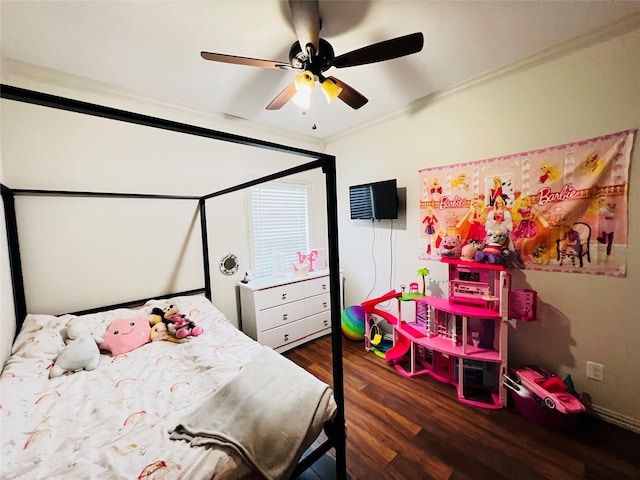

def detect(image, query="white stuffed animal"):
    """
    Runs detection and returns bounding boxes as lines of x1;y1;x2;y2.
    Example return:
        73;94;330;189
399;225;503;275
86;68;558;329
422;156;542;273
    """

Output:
49;320;103;378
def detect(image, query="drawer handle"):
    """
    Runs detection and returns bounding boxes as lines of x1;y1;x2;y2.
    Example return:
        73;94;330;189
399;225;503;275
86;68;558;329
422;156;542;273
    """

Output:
282;313;288;321
322;302;328;308
284;334;289;342
281;293;287;300
323;320;328;327
322;284;327;290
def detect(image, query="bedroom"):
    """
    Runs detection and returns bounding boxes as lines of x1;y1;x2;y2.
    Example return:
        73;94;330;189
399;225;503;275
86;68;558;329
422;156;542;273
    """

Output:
1;0;640;478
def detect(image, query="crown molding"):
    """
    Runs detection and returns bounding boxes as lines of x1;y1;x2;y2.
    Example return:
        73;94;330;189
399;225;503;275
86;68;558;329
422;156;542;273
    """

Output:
326;12;640;144
0;57;327;153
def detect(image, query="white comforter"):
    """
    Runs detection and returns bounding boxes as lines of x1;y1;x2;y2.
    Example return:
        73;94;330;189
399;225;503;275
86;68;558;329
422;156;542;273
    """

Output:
0;295;334;480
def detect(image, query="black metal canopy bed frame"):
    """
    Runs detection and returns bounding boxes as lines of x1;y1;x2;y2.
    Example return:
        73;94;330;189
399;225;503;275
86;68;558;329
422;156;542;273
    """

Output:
0;84;346;479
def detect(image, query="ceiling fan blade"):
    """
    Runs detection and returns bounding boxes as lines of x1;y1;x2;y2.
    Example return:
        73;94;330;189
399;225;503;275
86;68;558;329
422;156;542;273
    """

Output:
201;51;292;70
288;0;320;57
332;32;424;69
266;82;298;110
328;76;368;110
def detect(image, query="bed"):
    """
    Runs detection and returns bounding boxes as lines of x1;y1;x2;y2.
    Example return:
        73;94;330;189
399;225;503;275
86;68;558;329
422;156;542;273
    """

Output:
0;85;347;479
1;294;336;479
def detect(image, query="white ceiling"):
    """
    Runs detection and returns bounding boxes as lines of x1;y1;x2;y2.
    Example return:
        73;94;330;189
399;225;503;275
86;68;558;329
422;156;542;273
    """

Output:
2;1;640;140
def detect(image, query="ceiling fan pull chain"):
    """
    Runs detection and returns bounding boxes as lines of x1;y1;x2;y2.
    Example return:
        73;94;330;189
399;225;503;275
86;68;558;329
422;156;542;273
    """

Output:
312;98;317;130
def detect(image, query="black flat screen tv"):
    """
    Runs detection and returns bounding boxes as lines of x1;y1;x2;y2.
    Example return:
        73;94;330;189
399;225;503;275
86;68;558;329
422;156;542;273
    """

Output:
349;179;398;220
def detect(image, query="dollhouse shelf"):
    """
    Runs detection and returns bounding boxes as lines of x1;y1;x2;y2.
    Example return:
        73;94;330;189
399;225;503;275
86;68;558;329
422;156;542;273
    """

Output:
396;320;501;363
417;296;502;319
389;259;511;409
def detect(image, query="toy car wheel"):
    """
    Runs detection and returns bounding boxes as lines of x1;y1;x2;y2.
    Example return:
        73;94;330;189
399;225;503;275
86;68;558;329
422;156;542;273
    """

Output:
544;397;556;410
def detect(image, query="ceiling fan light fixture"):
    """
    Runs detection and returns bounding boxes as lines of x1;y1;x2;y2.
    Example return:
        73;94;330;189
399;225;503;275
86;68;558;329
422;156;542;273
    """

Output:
292;90;312;109
320;78;343;104
294;70;315;93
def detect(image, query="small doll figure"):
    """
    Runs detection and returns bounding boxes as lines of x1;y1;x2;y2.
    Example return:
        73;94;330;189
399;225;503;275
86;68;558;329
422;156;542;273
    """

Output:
422;207;439;254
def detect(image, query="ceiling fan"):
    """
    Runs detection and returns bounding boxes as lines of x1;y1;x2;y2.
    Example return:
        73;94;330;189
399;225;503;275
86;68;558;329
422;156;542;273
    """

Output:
200;0;424;111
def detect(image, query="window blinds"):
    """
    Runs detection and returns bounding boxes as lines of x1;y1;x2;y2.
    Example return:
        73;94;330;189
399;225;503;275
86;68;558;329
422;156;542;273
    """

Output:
250;182;309;279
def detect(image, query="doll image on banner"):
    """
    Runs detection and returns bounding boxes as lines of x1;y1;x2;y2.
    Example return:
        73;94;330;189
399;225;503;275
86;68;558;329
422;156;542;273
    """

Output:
489;177;510;207
485;196;513;233
456;195;487;246
422;207;439;255
596;196;617;258
512;193;549;256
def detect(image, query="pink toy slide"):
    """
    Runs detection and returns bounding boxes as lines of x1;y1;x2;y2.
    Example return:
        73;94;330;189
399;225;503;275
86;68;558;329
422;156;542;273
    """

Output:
385;333;411;362
368;308;398;326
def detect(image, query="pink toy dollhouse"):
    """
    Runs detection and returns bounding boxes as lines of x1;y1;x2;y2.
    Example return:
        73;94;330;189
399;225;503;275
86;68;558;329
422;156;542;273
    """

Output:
363;258;537;409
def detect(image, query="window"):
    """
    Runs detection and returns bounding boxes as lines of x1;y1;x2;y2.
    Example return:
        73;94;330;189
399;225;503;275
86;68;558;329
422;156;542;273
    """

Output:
249;181;310;279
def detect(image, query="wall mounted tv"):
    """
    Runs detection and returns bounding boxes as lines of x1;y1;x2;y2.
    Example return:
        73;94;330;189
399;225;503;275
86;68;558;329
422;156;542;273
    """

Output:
349;179;398;220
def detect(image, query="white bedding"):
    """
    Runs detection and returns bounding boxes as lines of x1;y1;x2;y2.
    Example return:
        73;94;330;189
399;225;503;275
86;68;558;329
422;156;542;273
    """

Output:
0;295;336;480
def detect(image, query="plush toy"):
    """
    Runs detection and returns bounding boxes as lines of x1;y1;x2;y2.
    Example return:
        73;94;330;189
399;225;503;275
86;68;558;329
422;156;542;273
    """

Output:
158;304;204;340
460;241;480;262
98;316;152;356
438;234;462;259
150;314;182;343
475;230;510;265
50;319;103;378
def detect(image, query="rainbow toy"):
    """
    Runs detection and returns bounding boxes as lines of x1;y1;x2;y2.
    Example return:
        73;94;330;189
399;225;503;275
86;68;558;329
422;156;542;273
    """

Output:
341;306;366;341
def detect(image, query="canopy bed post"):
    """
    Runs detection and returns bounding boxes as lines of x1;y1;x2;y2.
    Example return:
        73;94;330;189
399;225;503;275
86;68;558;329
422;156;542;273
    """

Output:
323;155;347;478
199;198;212;301
1;184;27;334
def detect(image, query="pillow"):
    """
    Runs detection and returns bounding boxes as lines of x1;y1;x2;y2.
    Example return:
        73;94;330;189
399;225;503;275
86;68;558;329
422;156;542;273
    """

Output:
10;313;74;361
98;316;151;356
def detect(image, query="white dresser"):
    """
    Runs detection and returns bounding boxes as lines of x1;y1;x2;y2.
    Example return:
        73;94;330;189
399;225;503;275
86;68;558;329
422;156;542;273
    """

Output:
238;270;334;353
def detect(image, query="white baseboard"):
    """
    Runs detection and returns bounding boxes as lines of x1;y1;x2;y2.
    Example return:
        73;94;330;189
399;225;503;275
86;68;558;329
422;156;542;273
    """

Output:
589;404;640;434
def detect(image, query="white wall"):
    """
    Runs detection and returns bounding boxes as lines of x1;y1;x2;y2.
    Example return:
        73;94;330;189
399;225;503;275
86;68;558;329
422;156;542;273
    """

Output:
330;28;640;428
0;74;329;365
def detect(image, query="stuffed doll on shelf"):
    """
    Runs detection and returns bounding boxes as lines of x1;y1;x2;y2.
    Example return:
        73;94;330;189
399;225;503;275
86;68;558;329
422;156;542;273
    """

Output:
475;230;510;265
438;234;462;259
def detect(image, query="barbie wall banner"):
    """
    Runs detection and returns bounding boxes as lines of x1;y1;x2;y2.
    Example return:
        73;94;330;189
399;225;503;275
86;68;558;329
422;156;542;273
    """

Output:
418;129;636;277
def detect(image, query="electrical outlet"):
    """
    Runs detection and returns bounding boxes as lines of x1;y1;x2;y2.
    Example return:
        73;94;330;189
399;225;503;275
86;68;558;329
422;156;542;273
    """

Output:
586;361;605;381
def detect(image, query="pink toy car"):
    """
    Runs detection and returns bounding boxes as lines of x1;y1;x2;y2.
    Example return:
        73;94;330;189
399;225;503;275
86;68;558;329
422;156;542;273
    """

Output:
503;366;585;414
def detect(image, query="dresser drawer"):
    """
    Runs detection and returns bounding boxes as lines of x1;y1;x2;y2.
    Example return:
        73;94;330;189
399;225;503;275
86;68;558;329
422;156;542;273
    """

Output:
257;299;307;332
254;281;306;310
258;311;331;349
304;276;330;297
305;292;330;316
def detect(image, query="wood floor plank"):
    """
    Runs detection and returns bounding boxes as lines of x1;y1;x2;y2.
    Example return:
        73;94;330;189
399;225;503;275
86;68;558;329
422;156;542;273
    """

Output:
285;335;640;480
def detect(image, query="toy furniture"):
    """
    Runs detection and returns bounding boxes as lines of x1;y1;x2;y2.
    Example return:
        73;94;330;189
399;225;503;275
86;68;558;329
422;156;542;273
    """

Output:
366;258;536;409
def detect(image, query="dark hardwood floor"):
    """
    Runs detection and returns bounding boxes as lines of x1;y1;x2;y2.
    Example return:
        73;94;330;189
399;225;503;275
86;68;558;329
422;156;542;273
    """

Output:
285;335;640;480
